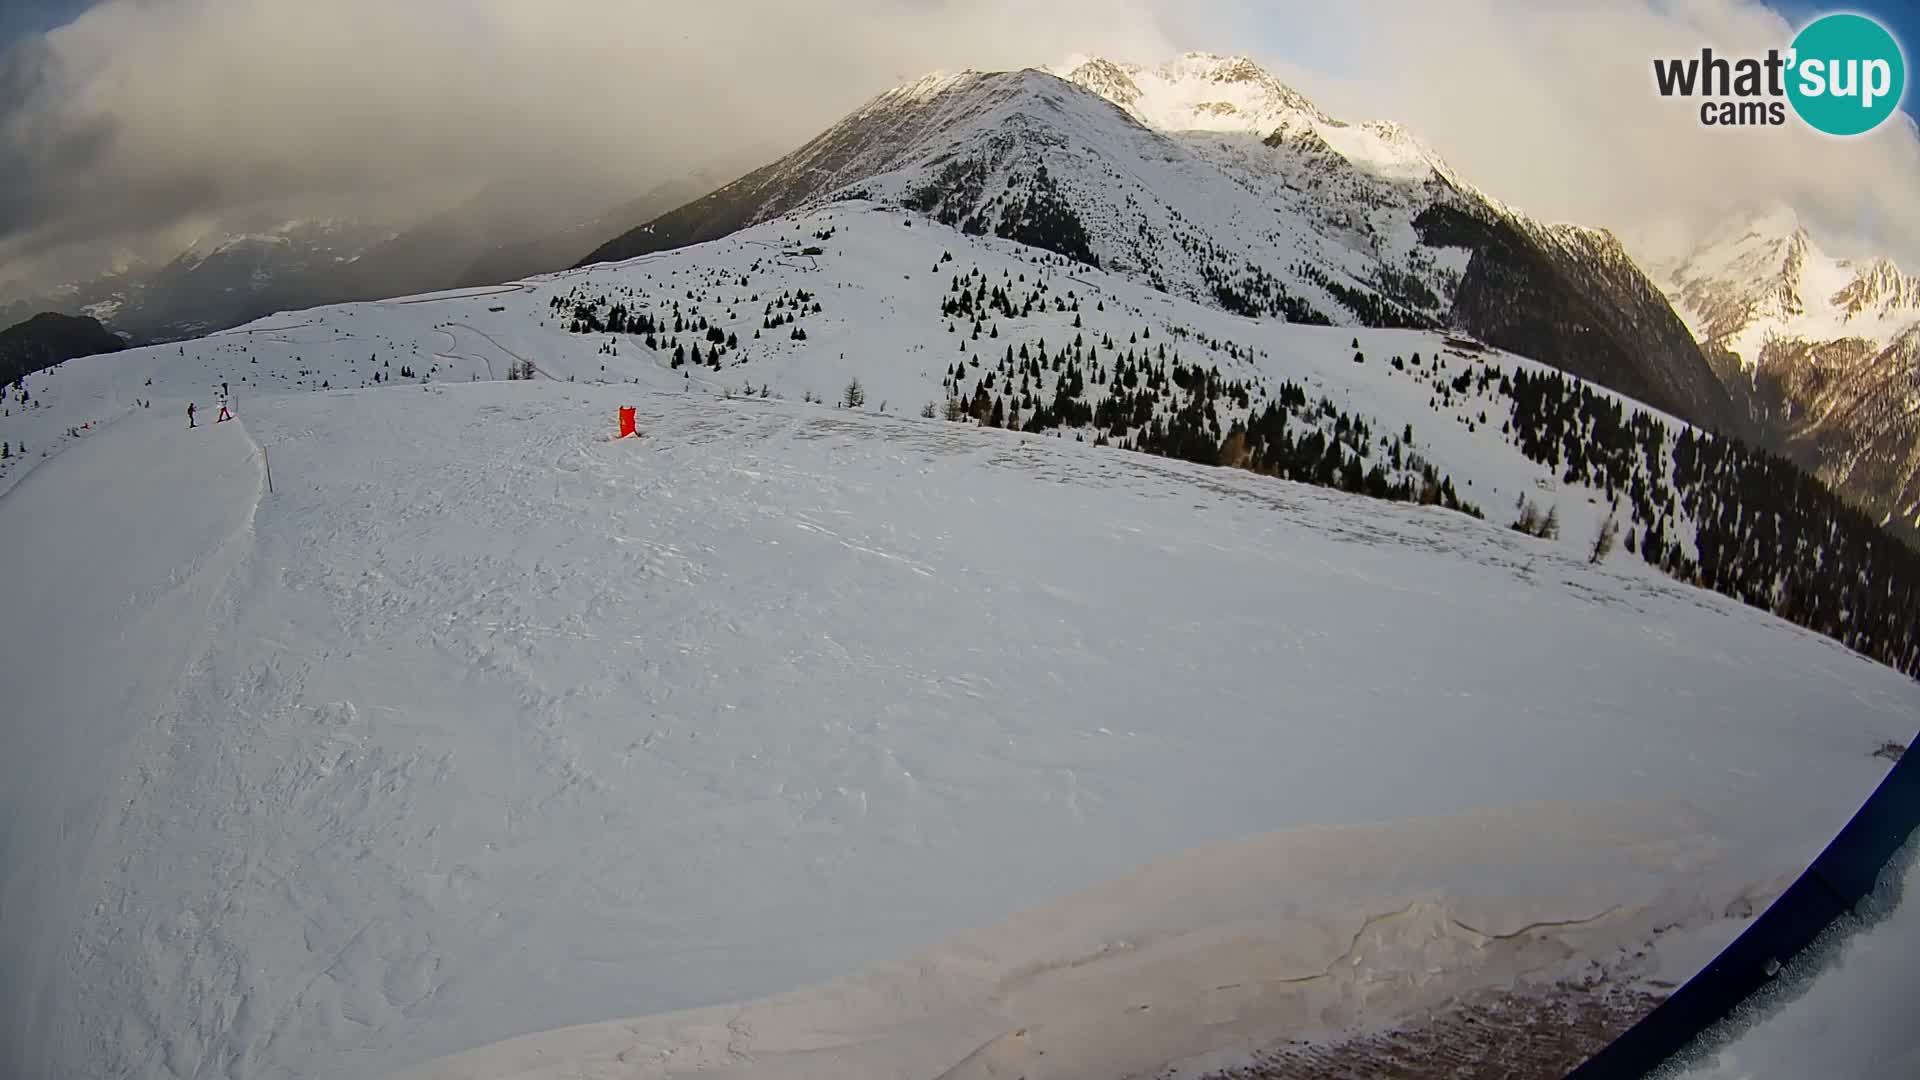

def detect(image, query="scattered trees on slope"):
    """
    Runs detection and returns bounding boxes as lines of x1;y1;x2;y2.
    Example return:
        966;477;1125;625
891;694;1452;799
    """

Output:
540;238;1918;682
1497;365;1920;677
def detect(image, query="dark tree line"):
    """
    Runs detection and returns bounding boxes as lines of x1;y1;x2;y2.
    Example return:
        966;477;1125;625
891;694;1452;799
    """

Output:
1224;391;1476;514
936;253;1917;678
906;162;1101;269
1289;261;1436;330
553;280;822;372
1499;366;1920;678
934;271;1480;517
1206;261;1333;325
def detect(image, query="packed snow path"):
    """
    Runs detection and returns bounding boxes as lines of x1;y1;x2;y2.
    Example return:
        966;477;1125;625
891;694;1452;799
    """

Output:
1;381;1915;1079
0;408;264;1077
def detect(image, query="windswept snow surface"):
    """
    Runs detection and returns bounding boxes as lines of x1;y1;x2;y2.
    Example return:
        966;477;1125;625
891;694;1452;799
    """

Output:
0;205;1915;1078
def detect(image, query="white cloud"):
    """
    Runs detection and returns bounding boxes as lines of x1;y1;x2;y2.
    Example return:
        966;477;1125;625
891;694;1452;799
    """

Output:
0;0;1193;287
2;0;1916;292
1228;0;1920;267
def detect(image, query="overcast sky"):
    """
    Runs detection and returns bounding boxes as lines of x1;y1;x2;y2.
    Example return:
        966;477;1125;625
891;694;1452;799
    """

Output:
1238;0;1920;267
1;0;1916;290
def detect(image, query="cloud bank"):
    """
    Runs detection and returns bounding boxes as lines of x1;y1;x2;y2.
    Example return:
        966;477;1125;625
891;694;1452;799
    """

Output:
0;0;1187;289
1248;0;1920;267
1;0;1916;293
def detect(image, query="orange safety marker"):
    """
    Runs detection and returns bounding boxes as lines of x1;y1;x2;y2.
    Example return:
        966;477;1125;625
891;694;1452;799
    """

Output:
617;406;638;439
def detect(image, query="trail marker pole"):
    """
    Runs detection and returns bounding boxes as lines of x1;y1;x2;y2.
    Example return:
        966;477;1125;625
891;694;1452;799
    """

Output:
263;447;274;494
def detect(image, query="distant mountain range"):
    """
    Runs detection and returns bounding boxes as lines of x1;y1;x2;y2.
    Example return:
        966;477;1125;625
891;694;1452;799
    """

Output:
0;166;748;345
1648;204;1920;534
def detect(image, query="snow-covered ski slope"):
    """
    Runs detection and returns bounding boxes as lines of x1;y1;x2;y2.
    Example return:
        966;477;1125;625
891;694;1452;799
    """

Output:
4;202;1696;557
2;203;1916;1079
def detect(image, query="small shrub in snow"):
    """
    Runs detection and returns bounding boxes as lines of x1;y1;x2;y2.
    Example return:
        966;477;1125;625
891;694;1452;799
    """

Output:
1512;497;1556;539
1589;508;1621;564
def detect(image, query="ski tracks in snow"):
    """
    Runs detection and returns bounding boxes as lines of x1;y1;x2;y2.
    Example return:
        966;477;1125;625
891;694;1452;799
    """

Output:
0;409;266;1079
10;384;1918;1079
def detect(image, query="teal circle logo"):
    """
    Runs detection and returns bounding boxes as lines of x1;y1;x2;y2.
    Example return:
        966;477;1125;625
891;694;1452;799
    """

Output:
1787;13;1906;136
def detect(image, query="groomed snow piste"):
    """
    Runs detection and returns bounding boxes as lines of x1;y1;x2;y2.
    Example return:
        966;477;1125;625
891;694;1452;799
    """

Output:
1;205;1915;1079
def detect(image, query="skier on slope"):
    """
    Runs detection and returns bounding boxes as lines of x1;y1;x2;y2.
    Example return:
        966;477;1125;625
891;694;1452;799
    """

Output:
187;402;197;429
216;386;233;424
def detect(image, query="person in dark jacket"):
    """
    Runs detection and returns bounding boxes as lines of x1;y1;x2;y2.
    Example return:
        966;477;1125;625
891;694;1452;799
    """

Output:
187;402;196;429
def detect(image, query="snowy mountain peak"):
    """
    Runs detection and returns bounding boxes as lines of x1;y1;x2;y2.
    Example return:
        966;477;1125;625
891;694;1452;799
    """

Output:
1727;201;1806;244
1662;203;1920;362
1360;119;1415;144
1832;254;1920;318
887;68;994;104
1056;56;1143;108
1650;202;1920;527
174;218;394;269
1047;53;1477;196
1661;205;1816;349
1159;50;1279;86
1691;202;1808;266
1055;51;1334;133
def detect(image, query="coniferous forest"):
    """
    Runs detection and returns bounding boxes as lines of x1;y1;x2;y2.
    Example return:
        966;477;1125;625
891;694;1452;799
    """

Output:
1499;366;1920;677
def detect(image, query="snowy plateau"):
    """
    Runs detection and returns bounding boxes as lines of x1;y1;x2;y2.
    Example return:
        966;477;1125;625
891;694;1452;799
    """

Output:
1;55;1917;1080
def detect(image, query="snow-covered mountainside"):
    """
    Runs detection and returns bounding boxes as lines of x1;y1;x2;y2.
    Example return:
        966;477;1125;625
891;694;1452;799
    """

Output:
1654;204;1920;532
582;54;1731;432
11;201;1920;673
3;200;1917;1079
0;219;402;344
1048;52;1341;133
0;311;126;386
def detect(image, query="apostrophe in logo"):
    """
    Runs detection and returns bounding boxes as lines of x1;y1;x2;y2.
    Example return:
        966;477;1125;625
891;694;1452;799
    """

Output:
1652;11;1907;136
1787;13;1905;135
